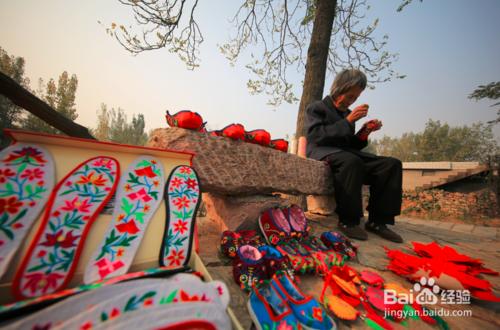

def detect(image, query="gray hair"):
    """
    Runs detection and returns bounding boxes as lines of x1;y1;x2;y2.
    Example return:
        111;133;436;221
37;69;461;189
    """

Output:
329;69;367;99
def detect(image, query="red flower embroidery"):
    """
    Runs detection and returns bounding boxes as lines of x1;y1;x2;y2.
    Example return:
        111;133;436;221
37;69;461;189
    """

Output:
61;197;92;213
127;188;153;202
92;158;114;169
0;197;23;214
110;308;120;318
179;290;208;302
77;172;107;186
37;250;47;258
4;147;46;164
167;249;185;266
173;196;190;210
117;248;125;257
20;168;44;181
23;272;64;295
12;222;23;229
179;167;192;174
116;220;140;234
41;230;80;248
134;166;157;178
277;321;294;330
185;178;197;190
170;177;183;188
124;184;132;192
173;220;188;235
0;168;15;183
80;321;93;330
143;298;154;306
312;307;323;321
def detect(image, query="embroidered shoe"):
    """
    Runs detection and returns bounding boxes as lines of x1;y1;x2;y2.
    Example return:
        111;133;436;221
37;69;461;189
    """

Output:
221;230;265;259
271;273;335;330
258;245;294;279
259;208;291;245
282;205;311;239
320;231;358;260
247;283;302;330
233;245;267;291
299;236;345;271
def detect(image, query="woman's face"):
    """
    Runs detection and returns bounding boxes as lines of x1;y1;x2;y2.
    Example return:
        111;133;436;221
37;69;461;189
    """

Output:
333;85;363;110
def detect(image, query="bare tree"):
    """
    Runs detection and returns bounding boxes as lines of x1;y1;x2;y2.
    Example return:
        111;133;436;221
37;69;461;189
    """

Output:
109;0;408;137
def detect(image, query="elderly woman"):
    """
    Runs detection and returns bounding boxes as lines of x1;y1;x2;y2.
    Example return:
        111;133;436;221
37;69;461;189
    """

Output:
306;69;403;243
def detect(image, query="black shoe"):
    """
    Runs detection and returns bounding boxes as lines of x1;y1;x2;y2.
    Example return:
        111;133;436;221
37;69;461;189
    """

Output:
365;222;403;243
337;223;368;241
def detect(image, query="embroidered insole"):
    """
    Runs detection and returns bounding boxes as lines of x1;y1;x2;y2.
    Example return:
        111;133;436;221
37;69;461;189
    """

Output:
0;265;190;320
57;276;229;330
0;143;55;279
92;302;231;330
84;156;165;283
12;157;119;299
160;165;201;267
8;274;228;330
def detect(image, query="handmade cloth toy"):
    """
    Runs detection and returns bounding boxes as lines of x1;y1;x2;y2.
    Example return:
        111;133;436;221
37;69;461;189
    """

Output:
165;110;205;131
214;123;246;141
0;144;55;278
13;157;119;299
270;139;289;153
245;129;271;146
356;119;382;141
84;156;165;283
160;165;201;268
220;229;264;259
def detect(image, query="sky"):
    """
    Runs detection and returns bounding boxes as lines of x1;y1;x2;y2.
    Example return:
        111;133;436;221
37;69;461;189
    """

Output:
1;0;499;141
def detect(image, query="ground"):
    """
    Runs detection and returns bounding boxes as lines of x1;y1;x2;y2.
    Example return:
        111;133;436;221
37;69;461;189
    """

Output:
198;214;500;330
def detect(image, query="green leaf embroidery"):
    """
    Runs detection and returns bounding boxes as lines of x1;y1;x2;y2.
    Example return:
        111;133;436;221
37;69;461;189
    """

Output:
121;198;134;214
149;191;158;200
137;160;151;167
135;212;145;224
127;173;140;184
160;289;178;304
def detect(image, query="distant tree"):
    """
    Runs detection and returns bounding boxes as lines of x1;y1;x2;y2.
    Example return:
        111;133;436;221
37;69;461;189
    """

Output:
0;47;30;130
108;0;408;138
468;81;500;124
92;104;148;146
372;119;498;163
21;72;79;134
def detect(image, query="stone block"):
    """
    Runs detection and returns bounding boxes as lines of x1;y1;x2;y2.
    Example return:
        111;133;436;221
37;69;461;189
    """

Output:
147;128;333;196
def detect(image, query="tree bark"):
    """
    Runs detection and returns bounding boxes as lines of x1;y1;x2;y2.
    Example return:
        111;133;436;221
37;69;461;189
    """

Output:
0;71;95;139
295;0;337;138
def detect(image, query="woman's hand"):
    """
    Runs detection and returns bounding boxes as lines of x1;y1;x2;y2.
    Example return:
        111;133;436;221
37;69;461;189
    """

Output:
346;104;369;123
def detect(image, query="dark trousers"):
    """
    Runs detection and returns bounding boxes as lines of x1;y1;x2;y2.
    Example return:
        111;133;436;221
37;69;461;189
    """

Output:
324;151;402;226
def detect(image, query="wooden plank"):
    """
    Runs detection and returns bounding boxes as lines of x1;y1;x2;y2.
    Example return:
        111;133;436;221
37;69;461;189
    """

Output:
0;71;95;139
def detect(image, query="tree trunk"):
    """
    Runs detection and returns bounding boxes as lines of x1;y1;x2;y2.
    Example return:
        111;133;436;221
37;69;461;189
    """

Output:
295;0;337;138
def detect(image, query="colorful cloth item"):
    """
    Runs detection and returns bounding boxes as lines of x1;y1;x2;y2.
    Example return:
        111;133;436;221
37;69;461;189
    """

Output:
92;302;231;330
84;156;165;283
0;265;189;317
160;165;200;268
6;274;229;330
248;283;302;330
12;157;119;299
386;241;500;302
0;143;55;278
165;110;206;132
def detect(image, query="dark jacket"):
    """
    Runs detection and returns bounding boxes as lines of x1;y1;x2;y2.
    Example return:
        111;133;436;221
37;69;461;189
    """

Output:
305;95;375;160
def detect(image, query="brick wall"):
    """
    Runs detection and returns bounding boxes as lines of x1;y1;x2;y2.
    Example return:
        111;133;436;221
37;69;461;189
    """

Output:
401;189;498;220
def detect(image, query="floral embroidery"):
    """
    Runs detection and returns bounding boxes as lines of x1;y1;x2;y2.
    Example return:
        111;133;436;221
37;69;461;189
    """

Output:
0;144;54;279
161;165;200;268
84;157;165;283
15;157;118;298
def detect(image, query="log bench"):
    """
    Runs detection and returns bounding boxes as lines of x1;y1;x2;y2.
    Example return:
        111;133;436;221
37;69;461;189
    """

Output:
147;128;335;232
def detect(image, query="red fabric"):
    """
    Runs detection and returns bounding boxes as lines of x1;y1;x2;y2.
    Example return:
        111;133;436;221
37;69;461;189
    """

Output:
165;110;205;131
221;124;246;141
270;139;289;152
386;242;500;302
245;129;271;146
